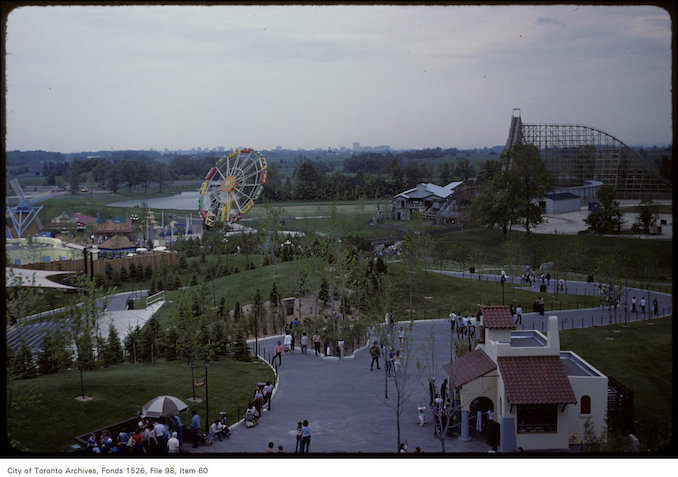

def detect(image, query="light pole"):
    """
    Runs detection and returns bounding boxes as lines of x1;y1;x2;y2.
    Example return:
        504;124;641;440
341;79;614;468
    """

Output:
204;360;209;434
190;353;196;401
254;304;259;358
500;275;506;305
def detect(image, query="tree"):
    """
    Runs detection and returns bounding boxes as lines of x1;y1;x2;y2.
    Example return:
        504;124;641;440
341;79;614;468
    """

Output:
231;326;251;362
102;324;124;367
470;172;521;240
453;157;474;181
13;339;37;379
261;206;284;275
400;217;427;321
36;329;73;374
634;199;658;234
584;185;624;233
594;249;625;338
293;161;322;200
504;144;555;234
377;321;421;451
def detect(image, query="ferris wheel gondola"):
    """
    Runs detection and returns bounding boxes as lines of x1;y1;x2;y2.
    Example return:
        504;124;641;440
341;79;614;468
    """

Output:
198;148;267;227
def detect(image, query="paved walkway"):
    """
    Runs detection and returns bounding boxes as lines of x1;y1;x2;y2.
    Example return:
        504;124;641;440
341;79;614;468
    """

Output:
183;319;490;455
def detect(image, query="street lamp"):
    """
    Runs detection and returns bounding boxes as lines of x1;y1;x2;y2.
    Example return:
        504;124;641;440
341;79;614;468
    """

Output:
204;360;210;434
254;304;259;358
500;274;506;305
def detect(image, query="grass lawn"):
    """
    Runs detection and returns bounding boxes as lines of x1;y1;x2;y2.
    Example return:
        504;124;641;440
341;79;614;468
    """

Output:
6;358;273;454
153;259;603;330
559;316;673;451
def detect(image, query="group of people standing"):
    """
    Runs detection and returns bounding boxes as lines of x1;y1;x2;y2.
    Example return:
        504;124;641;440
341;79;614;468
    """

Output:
87;414;183;455
273;322;328;367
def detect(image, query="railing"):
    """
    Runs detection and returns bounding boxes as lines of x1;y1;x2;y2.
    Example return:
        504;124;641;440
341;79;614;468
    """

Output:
146;290;165;307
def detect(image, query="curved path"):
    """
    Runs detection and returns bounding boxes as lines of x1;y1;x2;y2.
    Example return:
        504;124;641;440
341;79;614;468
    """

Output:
182;274;672;455
186;319;488;455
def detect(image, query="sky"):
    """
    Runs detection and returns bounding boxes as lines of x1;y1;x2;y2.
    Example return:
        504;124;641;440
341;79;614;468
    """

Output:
4;4;674;153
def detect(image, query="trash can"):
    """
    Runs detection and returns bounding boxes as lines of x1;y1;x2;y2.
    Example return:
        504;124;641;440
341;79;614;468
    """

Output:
586;274;594;283
540;284;547;293
127;298;134;310
469;266;475;274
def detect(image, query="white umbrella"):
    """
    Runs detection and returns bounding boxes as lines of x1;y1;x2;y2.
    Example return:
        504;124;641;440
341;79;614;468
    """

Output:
142;395;188;418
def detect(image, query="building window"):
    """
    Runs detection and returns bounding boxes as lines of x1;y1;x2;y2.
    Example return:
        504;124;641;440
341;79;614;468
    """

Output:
517;404;558;433
580;395;591;415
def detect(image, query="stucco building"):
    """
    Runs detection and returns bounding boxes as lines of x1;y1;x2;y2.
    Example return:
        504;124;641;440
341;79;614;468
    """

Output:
448;305;608;452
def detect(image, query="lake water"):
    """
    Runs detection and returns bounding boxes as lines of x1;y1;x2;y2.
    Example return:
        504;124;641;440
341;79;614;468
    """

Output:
107;191;200;210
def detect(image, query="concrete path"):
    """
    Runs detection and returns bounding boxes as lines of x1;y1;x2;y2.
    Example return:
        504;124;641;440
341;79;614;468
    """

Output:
184;319;490;455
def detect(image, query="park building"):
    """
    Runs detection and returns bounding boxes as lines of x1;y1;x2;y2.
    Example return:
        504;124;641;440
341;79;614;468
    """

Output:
448;306;608;452
390;181;474;224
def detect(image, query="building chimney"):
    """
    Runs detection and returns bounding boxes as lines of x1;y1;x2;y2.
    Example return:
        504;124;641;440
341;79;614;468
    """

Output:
547;315;560;352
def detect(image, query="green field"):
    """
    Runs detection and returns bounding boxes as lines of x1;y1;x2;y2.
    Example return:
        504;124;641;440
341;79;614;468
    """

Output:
6;359;273;453
560;316;673;452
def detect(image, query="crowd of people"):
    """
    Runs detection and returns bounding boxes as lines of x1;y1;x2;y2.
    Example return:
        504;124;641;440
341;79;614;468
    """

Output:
85;413;184;455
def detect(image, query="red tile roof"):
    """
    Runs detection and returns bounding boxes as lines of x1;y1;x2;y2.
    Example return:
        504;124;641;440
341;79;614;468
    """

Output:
498;356;577;405
480;305;515;329
444;349;497;389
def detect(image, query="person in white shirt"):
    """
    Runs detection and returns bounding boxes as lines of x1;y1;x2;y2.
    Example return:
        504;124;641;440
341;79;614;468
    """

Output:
167;432;180;454
337;337;344;361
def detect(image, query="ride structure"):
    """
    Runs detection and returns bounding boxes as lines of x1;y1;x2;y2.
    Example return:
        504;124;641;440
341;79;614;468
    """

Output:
198;148;268;228
5;178;52;238
503;109;671;199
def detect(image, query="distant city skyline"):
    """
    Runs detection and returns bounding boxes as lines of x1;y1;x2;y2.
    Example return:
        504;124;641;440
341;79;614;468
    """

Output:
5;4;673;153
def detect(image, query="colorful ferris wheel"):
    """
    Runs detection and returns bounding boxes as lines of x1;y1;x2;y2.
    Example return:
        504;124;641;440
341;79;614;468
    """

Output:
198;148;267;227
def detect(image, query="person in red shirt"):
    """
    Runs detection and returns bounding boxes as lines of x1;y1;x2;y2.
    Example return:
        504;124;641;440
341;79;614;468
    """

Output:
272;341;284;367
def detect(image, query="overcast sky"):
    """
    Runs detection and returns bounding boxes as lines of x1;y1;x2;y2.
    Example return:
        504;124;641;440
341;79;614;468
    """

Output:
5;4;673;152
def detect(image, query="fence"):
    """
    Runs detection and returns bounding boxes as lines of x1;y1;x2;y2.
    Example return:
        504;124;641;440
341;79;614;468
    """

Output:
514;305;673;333
14;251;175;275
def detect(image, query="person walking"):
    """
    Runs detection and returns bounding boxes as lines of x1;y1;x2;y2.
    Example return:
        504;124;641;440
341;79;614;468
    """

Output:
515;304;523;325
272;341;284;367
538;297;545;316
640;297;646;314
253;387;264;416
369;341;381;371
191;410;201;449
263;381;273;411
440;378;448;404
652;297;659;316
398;327;405;348
631;296;637;313
300;420;311;453
312;331;321;356
428;377;436;406
300;332;309;354
283;333;293;354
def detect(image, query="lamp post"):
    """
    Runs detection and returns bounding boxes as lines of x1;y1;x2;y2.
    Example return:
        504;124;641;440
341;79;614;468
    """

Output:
500;275;506;305
204;360;210;434
254;304;259;358
190;354;196;401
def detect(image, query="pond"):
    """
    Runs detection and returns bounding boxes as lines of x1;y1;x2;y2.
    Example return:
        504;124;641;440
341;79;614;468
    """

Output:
107;191;200;210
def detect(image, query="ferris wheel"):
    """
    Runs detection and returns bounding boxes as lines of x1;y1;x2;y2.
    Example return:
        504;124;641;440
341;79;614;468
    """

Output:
198;148;268;227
